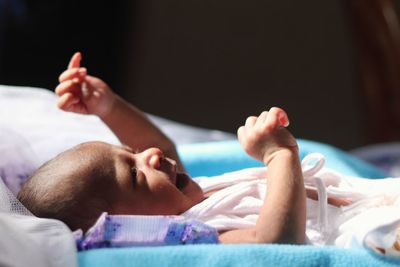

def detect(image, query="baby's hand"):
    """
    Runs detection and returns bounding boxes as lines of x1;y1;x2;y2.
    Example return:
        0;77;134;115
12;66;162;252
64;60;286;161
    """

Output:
55;52;116;117
237;107;298;165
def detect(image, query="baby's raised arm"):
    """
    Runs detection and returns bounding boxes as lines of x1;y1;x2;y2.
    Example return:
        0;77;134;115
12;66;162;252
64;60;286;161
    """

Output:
219;107;306;244
55;52;184;171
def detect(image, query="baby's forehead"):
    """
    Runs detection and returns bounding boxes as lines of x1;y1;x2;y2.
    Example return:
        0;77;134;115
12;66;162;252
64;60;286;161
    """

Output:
82;141;129;155
68;144;118;183
60;142;116;170
74;141;114;152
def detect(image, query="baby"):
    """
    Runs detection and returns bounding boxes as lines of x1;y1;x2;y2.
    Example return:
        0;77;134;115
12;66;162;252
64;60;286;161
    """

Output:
17;53;306;245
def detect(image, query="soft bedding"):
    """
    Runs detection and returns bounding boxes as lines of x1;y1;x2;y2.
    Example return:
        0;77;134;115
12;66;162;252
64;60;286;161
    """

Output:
78;243;400;267
0;85;399;267
77;143;400;267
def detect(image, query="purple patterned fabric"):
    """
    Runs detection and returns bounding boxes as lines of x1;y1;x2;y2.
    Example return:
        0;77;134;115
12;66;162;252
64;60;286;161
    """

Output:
75;213;218;251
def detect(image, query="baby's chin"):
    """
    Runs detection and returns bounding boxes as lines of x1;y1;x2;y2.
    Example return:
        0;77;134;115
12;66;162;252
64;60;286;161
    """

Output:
176;173;204;203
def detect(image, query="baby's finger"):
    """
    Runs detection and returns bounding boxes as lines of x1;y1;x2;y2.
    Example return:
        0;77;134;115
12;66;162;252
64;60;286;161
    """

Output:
55;80;81;96
59;67;87;83
244;116;257;136
255;111;268;127
269;107;289;127
264;107;281;130
57;92;80;110
237;126;245;144
245;116;257;128
68;52;82;69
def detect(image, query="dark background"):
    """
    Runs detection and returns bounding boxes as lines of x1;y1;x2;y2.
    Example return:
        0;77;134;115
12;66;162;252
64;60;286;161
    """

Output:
0;0;130;90
1;0;399;149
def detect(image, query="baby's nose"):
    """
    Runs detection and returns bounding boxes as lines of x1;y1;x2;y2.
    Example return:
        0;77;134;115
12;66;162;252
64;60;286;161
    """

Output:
143;147;164;169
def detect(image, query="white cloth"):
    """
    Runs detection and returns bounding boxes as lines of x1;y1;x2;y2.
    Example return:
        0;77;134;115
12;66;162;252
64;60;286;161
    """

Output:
0;213;78;267
183;153;400;256
183;167;267;231
0;177;78;267
0;85;121;168
0;85;234;168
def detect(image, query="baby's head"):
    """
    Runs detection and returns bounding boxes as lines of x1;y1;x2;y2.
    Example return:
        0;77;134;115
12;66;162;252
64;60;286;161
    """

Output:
17;141;204;232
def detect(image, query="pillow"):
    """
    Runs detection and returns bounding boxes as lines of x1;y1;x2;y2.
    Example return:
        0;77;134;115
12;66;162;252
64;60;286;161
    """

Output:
0;177;78;267
0;128;39;195
0;85;121;167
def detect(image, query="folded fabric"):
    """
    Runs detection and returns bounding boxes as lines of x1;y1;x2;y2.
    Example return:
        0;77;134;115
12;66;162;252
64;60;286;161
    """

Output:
75;213;218;250
185;153;400;250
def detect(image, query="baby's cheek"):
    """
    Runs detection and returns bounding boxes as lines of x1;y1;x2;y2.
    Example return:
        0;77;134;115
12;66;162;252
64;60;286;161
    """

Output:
189;182;204;205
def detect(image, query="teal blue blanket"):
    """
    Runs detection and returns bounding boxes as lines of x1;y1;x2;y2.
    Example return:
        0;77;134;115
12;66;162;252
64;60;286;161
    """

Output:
78;139;397;267
179;139;387;178
79;244;400;267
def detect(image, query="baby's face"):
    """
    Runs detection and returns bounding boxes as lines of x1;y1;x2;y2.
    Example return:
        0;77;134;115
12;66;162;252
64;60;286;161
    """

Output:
87;142;204;215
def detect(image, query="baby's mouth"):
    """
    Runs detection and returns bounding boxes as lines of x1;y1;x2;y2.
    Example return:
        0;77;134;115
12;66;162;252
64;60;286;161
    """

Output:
175;172;190;190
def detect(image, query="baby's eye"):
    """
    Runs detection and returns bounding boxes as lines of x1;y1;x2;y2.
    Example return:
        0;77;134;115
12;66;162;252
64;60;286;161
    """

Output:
131;167;138;185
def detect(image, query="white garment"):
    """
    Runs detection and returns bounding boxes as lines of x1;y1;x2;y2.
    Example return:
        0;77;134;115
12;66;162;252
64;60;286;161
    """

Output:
183;153;400;255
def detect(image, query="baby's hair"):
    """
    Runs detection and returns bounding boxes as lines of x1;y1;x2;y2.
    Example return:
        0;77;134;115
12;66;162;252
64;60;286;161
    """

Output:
17;142;118;232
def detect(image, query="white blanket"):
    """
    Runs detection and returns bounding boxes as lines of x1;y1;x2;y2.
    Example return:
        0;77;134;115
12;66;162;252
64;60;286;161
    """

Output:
0;85;234;166
184;153;400;257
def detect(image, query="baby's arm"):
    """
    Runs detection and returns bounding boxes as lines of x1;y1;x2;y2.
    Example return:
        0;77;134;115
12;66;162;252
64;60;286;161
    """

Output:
219;107;306;244
55;52;184;170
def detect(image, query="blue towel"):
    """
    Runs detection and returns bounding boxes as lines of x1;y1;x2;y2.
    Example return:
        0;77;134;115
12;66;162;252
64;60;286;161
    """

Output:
78;139;395;267
79;244;400;267
179;139;388;178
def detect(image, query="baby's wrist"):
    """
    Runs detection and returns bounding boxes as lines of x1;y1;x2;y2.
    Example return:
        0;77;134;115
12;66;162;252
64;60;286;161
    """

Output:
97;92;119;119
262;146;299;166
